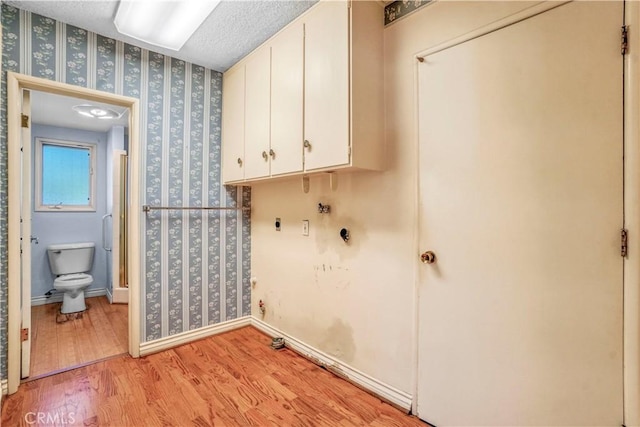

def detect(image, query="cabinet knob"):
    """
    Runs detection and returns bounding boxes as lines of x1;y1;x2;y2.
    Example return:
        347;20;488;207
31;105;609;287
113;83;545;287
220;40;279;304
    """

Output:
303;140;312;151
269;149;276;159
262;151;268;161
237;157;243;166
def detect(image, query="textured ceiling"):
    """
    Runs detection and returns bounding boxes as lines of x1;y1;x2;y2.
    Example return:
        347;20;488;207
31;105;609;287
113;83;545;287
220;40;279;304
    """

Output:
31;91;129;133
4;0;318;72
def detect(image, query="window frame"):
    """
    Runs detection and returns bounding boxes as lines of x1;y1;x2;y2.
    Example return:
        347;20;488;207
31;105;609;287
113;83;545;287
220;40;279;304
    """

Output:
34;137;97;212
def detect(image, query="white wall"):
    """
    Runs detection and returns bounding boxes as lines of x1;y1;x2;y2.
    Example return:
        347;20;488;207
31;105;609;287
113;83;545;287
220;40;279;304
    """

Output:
252;4;639;424
252;169;416;391
251;0;542;396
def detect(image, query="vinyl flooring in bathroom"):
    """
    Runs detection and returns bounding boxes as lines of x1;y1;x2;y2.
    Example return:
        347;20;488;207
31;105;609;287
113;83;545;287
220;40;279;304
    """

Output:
2;327;427;426
29;296;128;379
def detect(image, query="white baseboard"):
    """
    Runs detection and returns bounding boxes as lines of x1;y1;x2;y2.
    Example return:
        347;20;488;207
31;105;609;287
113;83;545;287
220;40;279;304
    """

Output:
139;316;251;356
112;287;128;304
106;287;113;304
251;317;413;412
1;378;7;396
31;287;107;306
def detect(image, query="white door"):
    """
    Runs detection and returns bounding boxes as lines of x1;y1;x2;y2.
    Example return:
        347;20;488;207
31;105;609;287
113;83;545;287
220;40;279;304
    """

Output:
20;89;32;378
417;2;624;426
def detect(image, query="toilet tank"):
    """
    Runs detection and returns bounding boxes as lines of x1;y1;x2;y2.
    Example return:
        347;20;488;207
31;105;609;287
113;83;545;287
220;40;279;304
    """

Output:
47;242;95;275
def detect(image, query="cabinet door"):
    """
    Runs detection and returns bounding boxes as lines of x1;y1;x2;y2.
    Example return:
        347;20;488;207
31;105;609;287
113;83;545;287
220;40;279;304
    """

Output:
222;65;245;183
270;21;304;176
303;0;350;171
244;47;272;179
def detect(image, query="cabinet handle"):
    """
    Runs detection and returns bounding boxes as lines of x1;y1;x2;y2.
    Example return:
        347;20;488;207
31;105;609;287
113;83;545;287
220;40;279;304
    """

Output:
269;149;276;159
237;157;243;166
303;140;312;151
262;151;268;161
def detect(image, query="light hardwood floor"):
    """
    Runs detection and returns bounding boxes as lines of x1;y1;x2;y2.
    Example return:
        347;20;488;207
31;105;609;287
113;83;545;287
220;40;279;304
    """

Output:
29;296;128;379
3;326;427;426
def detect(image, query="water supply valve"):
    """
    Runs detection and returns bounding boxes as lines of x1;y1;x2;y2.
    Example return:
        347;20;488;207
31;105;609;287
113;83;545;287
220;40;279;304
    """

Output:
318;203;331;214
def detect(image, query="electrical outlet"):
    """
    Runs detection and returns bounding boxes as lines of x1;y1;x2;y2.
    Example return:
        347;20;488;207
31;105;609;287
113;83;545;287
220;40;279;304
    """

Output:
302;220;309;236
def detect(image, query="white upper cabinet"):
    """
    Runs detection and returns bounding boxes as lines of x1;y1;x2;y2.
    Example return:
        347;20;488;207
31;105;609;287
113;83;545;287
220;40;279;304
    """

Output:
270;21;304;176
221;65;245;183
303;1;350;171
222;0;383;184
244;47;272;180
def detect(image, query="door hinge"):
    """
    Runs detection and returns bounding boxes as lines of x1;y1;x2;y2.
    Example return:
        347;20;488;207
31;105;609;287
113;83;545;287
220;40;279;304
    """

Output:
621;228;628;257
621;26;629;55
21;328;29;342
348;146;352;158
21;113;29;128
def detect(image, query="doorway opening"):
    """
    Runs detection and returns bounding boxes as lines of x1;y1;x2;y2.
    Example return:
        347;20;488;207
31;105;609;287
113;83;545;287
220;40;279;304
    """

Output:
27;90;129;379
7;72;142;394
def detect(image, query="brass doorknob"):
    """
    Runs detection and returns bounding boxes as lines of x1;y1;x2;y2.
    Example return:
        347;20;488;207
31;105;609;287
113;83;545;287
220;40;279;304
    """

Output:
420;251;436;264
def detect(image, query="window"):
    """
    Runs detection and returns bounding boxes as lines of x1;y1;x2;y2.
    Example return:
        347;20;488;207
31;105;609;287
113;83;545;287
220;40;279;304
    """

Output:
35;138;97;211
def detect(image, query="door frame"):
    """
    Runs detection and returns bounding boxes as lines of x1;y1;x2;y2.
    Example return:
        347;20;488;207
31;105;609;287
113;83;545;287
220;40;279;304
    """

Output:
411;0;640;424
19;89;31;377
7;72;142;394
623;1;640;423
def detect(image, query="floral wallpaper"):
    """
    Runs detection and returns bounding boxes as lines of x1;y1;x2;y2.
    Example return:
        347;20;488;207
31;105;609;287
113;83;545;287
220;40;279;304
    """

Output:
0;4;252;378
384;0;432;26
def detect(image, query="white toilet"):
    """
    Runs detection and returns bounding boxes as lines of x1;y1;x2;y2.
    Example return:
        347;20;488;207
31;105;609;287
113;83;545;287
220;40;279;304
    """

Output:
47;242;95;314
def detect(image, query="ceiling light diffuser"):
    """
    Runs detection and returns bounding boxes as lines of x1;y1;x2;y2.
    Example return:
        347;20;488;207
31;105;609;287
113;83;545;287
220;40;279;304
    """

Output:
73;105;123;120
114;0;221;51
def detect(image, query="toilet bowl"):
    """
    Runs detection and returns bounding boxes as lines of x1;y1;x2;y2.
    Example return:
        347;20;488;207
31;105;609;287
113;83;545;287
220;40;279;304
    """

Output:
53;273;93;313
47;242;95;314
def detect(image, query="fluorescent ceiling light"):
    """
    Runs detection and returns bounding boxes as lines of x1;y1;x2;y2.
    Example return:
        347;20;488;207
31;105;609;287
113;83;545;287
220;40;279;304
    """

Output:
73;104;123;120
114;0;221;51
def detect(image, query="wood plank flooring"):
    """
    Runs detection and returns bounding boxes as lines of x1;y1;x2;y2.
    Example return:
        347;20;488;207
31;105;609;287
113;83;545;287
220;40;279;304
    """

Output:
3;326;427;426
29;296;128;378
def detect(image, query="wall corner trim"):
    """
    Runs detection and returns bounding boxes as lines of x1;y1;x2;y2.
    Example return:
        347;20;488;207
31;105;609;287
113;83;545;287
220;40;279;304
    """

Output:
250;317;413;412
139;316;252;356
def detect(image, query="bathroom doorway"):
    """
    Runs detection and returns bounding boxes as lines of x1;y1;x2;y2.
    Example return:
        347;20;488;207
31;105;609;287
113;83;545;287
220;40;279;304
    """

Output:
7;73;142;393
26;90;129;379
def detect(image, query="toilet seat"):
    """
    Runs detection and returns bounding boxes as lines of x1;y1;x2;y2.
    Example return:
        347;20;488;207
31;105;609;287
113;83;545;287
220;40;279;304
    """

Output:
54;273;93;290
